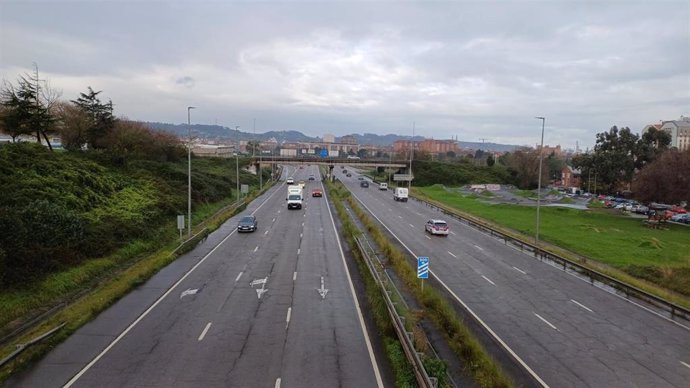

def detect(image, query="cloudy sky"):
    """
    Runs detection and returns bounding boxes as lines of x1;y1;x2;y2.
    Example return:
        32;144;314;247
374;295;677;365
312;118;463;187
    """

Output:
1;0;688;149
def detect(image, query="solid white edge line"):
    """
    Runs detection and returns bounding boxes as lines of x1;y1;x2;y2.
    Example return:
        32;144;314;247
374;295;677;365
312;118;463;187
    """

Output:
297;248;300;255
235;272;243;282
681;361;690;369
322;184;384;388
286;307;292;327
534;313;558;331
570;299;593;313
275;377;281;388
198;322;212;341
482;275;496;286
63;182;283;387
474;244;484;251
293;272;297;281
349;190;549;388
447;251;457;258
513;266;527;275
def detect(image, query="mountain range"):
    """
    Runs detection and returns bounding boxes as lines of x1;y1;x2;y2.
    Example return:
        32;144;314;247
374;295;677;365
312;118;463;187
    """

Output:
142;122;519;152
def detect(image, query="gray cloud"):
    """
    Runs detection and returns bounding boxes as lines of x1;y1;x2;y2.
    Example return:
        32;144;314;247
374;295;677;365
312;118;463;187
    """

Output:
1;0;688;149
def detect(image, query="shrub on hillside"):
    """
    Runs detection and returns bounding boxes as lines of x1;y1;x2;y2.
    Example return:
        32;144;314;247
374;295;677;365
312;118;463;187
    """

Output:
104;120;185;164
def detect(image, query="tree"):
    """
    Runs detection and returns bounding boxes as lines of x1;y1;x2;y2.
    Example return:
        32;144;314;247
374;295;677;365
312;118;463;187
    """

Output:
446;150;456;159
54;101;90;150
632;149;690;204
357;148;368;158
637;127;671;169
504;148;547;189
486;154;495;167
547;153;565;182
71;87;115;149
0;66;59;149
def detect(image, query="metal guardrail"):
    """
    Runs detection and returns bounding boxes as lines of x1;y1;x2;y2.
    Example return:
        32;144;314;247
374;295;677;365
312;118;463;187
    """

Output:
409;193;690;324
0;323;66;368
353;235;443;388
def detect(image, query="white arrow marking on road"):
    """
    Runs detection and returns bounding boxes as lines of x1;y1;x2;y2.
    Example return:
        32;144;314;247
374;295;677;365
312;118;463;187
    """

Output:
250;278;267;287
316;276;329;299
275;378;281;388
256;288;268;299
198;322;212;341
179;288;199;299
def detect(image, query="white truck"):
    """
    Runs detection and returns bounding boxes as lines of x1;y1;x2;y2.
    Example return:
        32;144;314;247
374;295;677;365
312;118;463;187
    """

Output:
379;182;388;191
287;186;303;209
393;187;409;202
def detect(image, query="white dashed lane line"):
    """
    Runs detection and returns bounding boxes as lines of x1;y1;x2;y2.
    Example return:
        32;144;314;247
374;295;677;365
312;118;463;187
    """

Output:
253;246;259;252
571;299;593;313
474;245;484;251
285;307;292;329
681;361;690;369
447;251;457;258
198;322;212;341
425;236;431;240
235;272;243;282
264;230;269;235
409;224;415;228
534;313;558;331
482;275;496;285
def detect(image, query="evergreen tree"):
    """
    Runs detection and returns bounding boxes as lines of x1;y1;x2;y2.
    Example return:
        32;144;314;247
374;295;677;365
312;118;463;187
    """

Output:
71;87;115;149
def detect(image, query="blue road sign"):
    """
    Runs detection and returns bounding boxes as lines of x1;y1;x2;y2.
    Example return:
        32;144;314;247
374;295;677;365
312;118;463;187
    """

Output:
320;149;328;157
417;257;429;279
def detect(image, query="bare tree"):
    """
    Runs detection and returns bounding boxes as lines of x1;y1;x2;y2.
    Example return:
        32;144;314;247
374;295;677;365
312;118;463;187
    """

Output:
632;149;690;204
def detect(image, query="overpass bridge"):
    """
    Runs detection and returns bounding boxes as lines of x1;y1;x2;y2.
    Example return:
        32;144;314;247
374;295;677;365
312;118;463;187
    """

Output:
250;156;408;170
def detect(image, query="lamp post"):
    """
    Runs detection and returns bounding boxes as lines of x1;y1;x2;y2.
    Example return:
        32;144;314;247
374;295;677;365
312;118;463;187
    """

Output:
187;106;196;237
535;116;546;245
409;121;415;189
235;125;240;202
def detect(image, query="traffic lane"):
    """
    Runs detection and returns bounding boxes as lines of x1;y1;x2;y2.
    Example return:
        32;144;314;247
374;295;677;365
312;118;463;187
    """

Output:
346;184;690;386
67;182;298;386
8;183;286;388
280;189;381;387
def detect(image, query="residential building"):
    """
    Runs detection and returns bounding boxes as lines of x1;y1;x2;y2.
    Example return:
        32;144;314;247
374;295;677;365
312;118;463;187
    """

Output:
658;116;690;151
322;133;335;143
536;144;562;157
339;135;358;145
561;165;581;188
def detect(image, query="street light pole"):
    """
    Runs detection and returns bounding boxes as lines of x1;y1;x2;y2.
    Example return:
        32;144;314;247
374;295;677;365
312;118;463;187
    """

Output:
235;125;240;202
187;106;196;237
535;116;546;245
409;121;415;189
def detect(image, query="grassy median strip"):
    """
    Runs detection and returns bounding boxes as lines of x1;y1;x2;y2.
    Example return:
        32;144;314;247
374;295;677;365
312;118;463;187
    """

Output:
328;179;511;387
414;185;690;307
0;185;271;384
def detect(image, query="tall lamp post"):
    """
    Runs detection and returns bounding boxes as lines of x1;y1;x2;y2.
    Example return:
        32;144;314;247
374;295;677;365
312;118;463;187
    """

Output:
409;121;415;189
187;106;196;237
535;116;546;245
235;126;240;202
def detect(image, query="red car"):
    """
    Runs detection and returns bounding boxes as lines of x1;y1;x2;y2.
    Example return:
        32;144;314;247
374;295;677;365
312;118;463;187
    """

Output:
312;188;323;197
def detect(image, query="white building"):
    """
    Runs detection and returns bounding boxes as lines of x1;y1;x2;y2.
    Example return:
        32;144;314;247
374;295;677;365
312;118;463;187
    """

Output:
659;116;690;151
323;133;335;143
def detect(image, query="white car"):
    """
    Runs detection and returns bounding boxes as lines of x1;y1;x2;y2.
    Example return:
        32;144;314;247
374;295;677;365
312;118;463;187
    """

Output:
425;219;449;236
286;177;295;185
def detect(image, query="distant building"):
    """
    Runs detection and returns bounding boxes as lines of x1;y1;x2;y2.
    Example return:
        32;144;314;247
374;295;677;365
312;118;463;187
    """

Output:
192;144;234;158
658;116;690;151
323;133;335;143
339;135;358;145
393;139;458;155
561;165;582;188
536;144;562;157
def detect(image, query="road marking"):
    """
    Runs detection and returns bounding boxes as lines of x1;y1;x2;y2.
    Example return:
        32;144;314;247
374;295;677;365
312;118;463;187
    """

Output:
198;322;212;341
482;275;496;285
272;218;276;222
300;233;303;238
571;299;593;313
302;222;304;227
474;244;484;251
304;213;306;217
286;307;292;328
297;248;301;255
450;231;456;235
293;272;297;281
681;361;690;369
416;212;423;216
316;276;329;299
179;288;199;299
409;224;414;228
235;272;243;282
447;251;457;258
534;313;558;330
253;246;258;252
425;235;431;240
264;230;269;235
398;215;403;219
275;377;281;388
513;266;527;275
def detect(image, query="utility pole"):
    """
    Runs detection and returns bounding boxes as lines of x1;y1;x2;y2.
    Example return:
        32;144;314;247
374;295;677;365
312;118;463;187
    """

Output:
187;106;196;237
236;126;240;201
409;122;415;189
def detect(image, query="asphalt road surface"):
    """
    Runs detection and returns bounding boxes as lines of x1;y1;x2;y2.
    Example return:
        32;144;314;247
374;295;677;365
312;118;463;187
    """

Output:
9;165;383;388
338;167;690;388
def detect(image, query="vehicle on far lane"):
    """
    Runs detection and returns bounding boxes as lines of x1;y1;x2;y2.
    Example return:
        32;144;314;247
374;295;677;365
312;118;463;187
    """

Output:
346;173;352;177
360;181;369;188
312;188;323;197
286;177;295;185
237;215;258;232
425;219;449;236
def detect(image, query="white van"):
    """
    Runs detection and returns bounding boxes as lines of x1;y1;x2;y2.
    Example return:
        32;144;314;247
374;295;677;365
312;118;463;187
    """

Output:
379;182;388;191
394;187;409;202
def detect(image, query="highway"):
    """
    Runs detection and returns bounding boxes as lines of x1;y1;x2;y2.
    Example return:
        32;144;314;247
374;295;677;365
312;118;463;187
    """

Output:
337;166;690;388
9;165;384;388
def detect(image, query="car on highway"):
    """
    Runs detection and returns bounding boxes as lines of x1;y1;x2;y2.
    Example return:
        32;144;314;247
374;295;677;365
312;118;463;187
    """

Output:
286;177;295;185
237;215;258;232
425;219;449;236
358;176;363;180
360;181;369;188
309;175;315;181
312;188;323;197
346;173;352;177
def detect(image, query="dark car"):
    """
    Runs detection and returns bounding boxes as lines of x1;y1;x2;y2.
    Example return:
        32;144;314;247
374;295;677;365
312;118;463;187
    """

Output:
309;175;315;181
360;181;369;188
346;173;352;177
358;176;364;180
237;215;257;232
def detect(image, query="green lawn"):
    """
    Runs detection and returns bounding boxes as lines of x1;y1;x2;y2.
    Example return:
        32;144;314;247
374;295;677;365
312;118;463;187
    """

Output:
415;185;690;298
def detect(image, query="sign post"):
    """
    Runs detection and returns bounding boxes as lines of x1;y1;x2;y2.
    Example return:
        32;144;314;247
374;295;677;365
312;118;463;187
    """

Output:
177;215;185;240
417;256;429;293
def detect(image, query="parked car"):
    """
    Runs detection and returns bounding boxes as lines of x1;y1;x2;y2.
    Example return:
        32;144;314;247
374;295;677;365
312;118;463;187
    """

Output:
312;188;323;197
425;219;449;236
237;215;258;232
